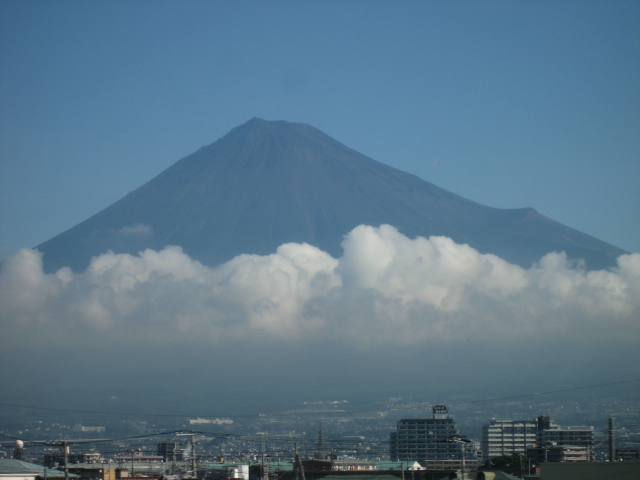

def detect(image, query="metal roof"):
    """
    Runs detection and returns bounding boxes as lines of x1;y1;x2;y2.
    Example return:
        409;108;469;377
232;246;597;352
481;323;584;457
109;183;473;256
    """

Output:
0;459;79;478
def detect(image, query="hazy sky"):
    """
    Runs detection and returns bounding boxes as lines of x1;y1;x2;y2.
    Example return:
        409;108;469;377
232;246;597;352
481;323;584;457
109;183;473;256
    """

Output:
1;2;639;412
1;1;639;258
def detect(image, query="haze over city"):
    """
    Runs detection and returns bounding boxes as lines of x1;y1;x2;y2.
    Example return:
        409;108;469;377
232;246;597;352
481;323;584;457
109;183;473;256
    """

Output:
1;1;639;417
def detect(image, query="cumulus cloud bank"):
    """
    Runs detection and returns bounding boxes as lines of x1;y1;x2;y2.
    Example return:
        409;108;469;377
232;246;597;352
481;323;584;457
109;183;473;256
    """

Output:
2;224;638;351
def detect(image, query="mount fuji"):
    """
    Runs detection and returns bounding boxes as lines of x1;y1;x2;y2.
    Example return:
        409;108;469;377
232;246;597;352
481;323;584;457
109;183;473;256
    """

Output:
37;118;626;272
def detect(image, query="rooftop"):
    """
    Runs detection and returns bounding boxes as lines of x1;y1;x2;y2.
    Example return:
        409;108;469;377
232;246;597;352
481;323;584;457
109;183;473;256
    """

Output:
0;459;79;478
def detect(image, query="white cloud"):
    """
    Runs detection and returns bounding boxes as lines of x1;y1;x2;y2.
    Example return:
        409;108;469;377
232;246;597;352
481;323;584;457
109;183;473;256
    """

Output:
1;225;638;355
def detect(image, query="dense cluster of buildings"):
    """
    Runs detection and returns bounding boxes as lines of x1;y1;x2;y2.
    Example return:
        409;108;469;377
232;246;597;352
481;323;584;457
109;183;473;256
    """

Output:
2;404;639;480
481;415;595;463
388;404;600;472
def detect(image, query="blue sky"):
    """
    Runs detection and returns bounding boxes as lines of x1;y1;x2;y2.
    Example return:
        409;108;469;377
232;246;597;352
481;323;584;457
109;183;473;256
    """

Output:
1;1;640;410
1;0;639;258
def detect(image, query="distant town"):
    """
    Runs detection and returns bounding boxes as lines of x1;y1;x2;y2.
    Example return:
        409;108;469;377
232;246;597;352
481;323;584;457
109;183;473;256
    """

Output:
1;388;639;480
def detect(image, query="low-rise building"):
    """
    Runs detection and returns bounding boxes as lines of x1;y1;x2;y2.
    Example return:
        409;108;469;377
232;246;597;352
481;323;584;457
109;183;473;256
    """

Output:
72;425;105;433
616;447;640;461
43;451;103;467
302;459;378;472
114;452;163;464
526;444;591;464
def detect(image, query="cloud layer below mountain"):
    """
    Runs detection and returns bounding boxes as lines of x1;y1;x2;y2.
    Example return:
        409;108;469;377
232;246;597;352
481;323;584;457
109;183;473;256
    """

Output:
1;225;638;407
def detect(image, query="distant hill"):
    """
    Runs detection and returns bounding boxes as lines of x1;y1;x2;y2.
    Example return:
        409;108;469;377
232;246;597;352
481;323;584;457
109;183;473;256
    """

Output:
37;118;626;272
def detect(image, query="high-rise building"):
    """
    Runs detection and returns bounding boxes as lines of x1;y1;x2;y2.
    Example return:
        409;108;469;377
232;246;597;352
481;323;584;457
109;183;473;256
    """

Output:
157;442;183;462
389;404;479;471
481;415;595;463
481;420;538;460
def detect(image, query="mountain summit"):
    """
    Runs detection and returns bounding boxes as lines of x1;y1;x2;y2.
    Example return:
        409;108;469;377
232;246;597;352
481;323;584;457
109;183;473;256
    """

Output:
37;118;626;272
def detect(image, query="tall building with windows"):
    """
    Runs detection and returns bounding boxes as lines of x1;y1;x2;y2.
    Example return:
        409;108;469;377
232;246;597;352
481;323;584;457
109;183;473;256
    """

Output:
535;415;594;460
482;415;595;462
538;424;594;449
390;404;479;471
481;420;537;460
157;441;183;462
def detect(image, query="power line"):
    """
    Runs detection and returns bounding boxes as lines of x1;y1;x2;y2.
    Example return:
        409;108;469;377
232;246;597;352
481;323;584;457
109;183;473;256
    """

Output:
0;430;185;446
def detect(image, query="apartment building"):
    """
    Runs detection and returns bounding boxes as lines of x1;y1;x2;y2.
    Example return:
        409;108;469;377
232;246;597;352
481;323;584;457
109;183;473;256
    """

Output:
482;415;595;462
481;420;537;460
390;404;479;471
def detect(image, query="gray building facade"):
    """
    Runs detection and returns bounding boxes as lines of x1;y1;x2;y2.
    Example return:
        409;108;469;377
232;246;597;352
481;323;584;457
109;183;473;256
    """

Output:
390;404;478;471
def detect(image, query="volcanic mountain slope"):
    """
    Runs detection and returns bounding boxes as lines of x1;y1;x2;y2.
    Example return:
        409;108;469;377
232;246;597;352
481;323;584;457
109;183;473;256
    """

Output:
37;118;626;272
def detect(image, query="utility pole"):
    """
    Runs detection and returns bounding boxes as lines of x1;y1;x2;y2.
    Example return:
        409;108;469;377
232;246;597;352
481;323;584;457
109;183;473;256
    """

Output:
261;435;268;480
293;443;306;480
171;443;176;475
445;435;470;480
609;417;615;462
315;426;324;459
190;434;196;477
518;453;524;480
62;442;69;480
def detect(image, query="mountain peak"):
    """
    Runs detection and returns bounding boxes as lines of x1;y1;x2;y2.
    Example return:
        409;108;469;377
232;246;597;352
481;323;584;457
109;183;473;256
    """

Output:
35;119;626;272
237;117;307;131
223;117;318;145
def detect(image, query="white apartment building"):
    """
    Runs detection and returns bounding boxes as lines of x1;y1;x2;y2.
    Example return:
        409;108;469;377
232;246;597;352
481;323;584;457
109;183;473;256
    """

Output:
482;415;595;462
481;420;538;460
